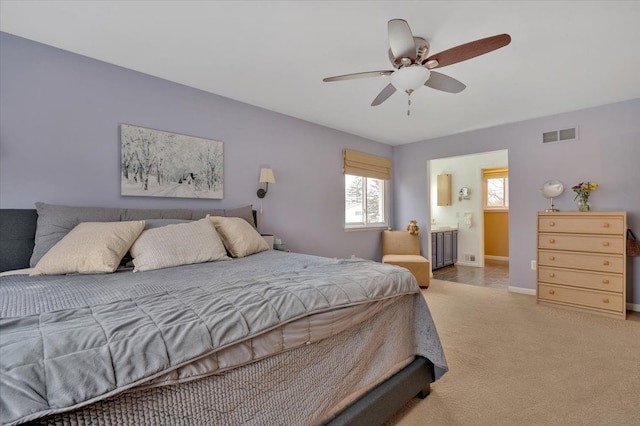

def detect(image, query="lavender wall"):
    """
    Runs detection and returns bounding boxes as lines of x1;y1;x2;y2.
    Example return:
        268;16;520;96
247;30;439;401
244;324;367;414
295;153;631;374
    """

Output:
392;98;640;306
3;32;639;305
0;32;392;260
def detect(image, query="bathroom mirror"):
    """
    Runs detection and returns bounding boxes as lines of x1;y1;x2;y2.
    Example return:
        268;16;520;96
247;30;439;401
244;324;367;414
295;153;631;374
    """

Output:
540;179;564;212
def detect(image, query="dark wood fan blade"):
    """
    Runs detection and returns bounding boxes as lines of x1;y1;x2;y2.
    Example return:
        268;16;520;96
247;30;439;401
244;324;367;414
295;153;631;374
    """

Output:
388;19;416;61
423;34;511;69
371;83;397;106
323;70;394;82
424;71;466;93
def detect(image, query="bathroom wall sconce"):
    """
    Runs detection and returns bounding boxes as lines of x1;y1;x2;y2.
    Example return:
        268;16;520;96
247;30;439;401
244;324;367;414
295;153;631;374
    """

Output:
257;168;275;198
458;187;471;201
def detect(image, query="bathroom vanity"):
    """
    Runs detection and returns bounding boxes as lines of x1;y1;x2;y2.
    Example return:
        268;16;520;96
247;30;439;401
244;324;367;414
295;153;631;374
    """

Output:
431;227;458;270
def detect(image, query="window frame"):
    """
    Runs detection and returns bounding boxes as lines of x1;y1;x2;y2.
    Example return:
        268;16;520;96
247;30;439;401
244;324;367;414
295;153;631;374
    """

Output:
483;169;509;211
344;174;389;230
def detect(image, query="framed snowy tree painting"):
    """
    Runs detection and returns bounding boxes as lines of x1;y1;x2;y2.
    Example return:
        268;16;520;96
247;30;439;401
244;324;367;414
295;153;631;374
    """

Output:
120;124;223;199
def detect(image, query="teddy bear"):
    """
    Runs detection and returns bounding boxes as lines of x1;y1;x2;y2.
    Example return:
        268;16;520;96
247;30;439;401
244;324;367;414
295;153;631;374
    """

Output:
406;220;420;235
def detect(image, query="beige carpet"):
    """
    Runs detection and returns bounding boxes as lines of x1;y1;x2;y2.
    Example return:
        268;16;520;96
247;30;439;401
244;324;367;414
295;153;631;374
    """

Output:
387;279;640;426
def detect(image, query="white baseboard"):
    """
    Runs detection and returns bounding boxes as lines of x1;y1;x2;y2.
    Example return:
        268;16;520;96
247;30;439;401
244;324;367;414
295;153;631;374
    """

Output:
485;255;509;262
508;286;536;296
627;303;639;313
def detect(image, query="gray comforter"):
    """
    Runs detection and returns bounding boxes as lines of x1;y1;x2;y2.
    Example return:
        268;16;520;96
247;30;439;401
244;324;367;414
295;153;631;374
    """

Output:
0;251;447;425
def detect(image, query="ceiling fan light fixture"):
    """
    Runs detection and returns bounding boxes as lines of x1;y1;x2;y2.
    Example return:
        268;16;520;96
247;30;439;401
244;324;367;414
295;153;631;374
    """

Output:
390;66;430;92
424;59;439;69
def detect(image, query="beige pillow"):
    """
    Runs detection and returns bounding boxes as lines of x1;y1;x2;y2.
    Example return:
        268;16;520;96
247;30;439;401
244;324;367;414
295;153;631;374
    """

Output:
31;221;145;276
208;216;269;258
130;218;229;272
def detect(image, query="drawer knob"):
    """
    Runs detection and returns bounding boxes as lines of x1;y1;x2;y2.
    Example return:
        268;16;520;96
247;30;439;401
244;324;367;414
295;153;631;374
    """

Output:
602;241;610;247
603;279;610;284
549;222;555;227
549;290;555;295
603;298;609;304
603;223;610;228
549;256;556;261
603;261;610;266
549;273;555;278
549;239;555;243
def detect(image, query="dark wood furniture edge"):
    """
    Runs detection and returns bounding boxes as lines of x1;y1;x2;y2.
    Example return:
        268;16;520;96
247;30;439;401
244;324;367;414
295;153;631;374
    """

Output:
327;356;434;426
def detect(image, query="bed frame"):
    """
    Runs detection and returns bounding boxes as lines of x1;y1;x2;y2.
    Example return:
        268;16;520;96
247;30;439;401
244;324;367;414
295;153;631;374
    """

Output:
0;209;434;425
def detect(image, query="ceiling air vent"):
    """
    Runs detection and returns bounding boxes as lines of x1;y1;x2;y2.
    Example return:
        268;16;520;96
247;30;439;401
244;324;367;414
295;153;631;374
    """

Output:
542;127;578;144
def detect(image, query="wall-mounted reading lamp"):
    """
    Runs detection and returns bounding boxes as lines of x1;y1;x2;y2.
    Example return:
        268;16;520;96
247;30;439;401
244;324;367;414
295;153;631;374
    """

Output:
257;168;275;198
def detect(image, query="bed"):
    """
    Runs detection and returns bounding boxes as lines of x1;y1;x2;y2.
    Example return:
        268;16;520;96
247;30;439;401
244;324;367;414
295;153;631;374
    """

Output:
0;204;447;426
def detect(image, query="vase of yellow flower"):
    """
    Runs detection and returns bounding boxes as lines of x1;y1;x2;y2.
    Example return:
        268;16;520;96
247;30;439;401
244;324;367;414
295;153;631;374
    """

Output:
577;198;590;212
572;181;598;212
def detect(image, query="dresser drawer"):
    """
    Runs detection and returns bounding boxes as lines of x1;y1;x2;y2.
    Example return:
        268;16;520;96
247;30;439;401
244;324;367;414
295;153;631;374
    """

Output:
538;266;623;293
538;233;624;254
538;284;624;313
539;215;625;235
538;250;624;273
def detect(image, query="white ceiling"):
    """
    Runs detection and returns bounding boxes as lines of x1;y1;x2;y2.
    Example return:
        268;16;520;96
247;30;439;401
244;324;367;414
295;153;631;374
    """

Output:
2;1;640;145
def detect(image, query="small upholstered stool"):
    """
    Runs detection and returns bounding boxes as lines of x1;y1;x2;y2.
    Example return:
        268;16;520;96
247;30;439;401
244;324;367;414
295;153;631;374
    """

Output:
381;230;430;288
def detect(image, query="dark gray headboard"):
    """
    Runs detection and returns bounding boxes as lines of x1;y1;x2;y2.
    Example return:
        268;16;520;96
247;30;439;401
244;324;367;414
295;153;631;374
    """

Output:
0;209;38;272
0;208;258;273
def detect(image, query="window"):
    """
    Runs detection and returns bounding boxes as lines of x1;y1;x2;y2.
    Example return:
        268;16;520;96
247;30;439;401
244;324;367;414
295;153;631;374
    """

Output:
343;149;390;229
345;175;387;226
483;168;509;210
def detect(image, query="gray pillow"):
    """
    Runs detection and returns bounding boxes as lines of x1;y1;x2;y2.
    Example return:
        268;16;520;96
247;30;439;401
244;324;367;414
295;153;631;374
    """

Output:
30;203;255;267
121;208;224;221
143;219;192;230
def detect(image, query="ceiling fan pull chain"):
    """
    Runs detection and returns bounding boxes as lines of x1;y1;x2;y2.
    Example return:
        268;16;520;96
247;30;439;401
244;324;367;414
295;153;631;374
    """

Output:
407;91;412;116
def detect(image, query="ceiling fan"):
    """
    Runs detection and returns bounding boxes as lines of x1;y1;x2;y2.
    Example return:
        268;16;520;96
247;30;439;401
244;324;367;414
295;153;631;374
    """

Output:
322;19;511;115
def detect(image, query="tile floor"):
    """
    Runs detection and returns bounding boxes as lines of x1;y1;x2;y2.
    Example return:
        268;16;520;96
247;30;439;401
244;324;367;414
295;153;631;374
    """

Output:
431;259;510;290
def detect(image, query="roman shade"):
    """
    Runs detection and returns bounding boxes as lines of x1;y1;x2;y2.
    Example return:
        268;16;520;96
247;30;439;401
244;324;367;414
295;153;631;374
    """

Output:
343;149;391;181
482;168;508;179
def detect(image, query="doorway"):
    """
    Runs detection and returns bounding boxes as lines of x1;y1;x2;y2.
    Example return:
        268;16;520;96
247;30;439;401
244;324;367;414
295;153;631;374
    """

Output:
428;150;509;289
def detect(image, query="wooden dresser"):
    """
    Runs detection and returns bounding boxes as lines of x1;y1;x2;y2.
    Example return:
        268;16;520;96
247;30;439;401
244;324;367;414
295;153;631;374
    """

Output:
537;211;627;319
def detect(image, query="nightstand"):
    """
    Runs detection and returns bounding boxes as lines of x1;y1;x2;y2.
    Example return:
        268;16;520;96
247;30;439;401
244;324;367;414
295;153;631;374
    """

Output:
261;234;274;249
